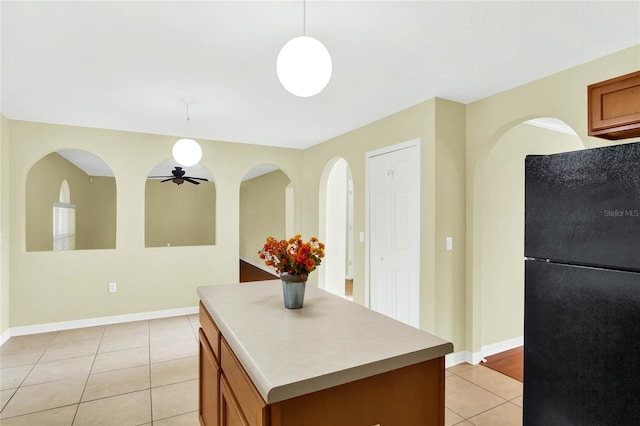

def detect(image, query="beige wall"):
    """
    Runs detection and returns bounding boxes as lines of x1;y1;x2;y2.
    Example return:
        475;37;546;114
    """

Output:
1;116;10;336
465;45;640;353
87;176;117;249
433;99;467;349
145;179;216;247
26;152;116;251
8;120;303;327
239;170;290;266
480;124;583;346
302;98;468;351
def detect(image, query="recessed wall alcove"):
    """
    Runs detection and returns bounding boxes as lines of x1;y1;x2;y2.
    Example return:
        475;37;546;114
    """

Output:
145;159;216;247
26;149;117;252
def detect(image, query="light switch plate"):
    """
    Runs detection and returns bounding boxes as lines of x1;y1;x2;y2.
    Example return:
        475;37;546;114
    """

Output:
446;237;453;251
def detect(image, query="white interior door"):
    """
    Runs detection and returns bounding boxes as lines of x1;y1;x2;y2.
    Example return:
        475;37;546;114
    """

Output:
368;141;420;328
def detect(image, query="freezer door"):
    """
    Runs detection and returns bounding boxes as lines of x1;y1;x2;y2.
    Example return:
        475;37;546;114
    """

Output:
525;142;640;271
524;260;640;425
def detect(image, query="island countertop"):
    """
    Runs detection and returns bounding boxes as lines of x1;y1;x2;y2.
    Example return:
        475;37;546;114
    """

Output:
197;280;453;404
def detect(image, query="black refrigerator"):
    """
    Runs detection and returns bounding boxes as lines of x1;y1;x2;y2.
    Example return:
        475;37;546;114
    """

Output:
524;142;640;425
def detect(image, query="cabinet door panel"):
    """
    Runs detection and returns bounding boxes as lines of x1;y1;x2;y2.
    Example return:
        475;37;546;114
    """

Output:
588;70;640;139
199;329;219;426
220;338;268;426
220;375;249;426
200;302;221;361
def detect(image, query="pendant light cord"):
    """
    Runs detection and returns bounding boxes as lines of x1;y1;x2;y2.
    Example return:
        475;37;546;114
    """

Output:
303;0;306;35
186;103;191;124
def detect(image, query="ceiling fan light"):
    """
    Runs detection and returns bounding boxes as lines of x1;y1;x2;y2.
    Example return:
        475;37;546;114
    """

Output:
277;35;332;97
172;138;202;167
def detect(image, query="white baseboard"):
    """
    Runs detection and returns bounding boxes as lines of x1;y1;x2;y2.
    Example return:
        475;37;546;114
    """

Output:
240;256;279;277
445;351;469;367
445;335;524;368
0;328;11;346
4;306;198;341
481;335;523;358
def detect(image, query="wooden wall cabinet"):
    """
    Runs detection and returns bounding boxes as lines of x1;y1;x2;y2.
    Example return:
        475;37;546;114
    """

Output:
588;70;640;140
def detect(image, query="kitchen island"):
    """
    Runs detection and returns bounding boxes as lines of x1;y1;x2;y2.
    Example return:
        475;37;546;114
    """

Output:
197;280;453;426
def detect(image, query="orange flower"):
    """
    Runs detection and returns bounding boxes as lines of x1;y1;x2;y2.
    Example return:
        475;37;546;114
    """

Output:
305;258;316;270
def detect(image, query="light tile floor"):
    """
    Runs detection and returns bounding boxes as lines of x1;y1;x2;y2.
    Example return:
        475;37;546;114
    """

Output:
1;315;523;425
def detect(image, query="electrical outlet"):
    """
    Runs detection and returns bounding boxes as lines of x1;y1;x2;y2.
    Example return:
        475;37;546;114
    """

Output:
108;282;117;293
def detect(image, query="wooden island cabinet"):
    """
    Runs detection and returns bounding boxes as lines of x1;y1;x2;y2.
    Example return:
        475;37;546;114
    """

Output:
198;281;453;426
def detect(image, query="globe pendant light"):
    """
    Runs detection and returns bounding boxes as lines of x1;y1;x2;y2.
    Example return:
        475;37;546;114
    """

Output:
172;102;202;167
277;0;332;97
172;138;202;167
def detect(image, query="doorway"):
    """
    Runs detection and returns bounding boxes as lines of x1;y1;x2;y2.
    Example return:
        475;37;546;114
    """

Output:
366;139;421;328
319;158;353;298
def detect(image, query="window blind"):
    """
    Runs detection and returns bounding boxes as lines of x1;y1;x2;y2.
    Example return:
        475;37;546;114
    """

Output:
53;202;76;251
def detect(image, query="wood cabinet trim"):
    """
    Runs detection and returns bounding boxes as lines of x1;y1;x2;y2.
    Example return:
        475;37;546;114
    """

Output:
200;302;221;362
200;328;220;426
221;338;268;426
268;356;444;426
220;374;250;426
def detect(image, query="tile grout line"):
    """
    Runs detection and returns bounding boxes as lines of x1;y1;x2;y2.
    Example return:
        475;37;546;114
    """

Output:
150;409;199;425
446;366;523;423
0;331;58;418
0;403;79;423
461;400;520;424
448;367;522;403
71;325;108;425
148;319;154;424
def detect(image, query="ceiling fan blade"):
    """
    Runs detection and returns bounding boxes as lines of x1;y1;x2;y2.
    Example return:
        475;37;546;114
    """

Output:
187;177;209;181
148;176;172;179
160;178;173;183
184;178;201;185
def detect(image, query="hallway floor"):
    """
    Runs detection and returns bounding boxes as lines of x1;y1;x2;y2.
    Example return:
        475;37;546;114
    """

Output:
1;315;522;425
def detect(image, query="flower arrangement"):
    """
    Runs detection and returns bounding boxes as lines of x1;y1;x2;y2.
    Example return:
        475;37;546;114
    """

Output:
259;234;325;279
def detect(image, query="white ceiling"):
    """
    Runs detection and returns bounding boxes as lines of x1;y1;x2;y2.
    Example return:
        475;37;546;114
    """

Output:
2;1;639;152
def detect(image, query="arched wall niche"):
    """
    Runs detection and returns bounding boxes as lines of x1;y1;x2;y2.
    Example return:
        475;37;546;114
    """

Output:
470;116;585;354
239;164;293;269
144;159;216;247
25;149;117;251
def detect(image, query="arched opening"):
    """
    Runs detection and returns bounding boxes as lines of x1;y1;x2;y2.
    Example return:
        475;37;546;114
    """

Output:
145;159;216;247
319;158;354;299
53;179;75;251
239;164;292;280
59;179;70;204
477;117;584;350
26;150;116;251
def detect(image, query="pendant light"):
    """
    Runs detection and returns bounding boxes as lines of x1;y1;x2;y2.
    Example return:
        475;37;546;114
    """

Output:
172;102;202;167
277;0;332;97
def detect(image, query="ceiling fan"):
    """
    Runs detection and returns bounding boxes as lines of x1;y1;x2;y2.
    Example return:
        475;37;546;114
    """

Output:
148;166;209;185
